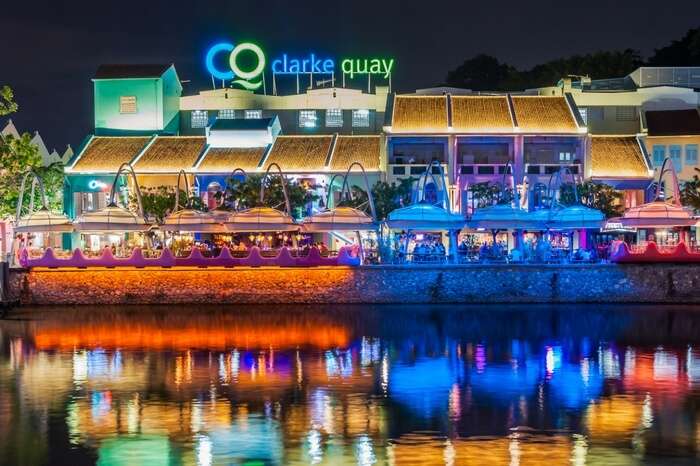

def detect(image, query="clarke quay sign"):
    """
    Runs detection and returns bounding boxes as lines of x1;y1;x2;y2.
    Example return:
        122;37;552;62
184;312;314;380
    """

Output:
205;41;394;90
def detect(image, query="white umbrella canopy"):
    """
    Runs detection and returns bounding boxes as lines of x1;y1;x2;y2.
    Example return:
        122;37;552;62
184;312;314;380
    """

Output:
225;206;298;232
468;204;538;230
74;205;149;232
546;205;605;230
161;209;223;233
302;206;376;232
14;207;74;233
620;201;696;228
386;203;466;230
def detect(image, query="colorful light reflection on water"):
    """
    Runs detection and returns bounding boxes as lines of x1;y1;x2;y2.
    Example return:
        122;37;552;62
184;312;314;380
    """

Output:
2;304;700;465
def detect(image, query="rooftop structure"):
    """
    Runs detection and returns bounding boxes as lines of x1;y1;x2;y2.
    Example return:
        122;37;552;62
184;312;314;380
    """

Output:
386;94;583;134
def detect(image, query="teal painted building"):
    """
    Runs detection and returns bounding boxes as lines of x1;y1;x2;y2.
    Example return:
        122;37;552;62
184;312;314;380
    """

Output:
93;64;182;136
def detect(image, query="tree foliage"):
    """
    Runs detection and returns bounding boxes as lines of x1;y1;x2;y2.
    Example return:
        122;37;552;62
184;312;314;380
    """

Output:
648;27;700;66
134;186;204;223
343;178;415;221
445;28;700;91
0;85;64;218
469;181;515;208
559;181;624;218
680;173;700;213
0;133;64;218
446;50;642;91
221;175;318;218
0;85;18;116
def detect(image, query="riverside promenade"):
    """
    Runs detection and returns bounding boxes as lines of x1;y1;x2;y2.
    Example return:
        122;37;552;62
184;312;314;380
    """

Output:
5;263;700;305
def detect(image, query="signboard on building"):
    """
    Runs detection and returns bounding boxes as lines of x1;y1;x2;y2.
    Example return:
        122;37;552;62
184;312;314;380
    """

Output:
205;41;394;91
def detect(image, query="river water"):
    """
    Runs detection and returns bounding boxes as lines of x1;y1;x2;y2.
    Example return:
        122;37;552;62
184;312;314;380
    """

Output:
1;304;700;465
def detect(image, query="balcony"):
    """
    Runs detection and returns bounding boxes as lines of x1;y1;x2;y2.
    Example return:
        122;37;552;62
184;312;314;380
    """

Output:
389;163;448;178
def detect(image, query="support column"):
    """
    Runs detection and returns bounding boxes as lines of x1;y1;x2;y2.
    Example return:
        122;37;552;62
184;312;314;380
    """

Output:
513;135;524;186
447;135;457;185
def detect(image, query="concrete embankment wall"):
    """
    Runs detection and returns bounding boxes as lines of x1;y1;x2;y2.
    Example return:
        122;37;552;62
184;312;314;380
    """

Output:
7;264;700;305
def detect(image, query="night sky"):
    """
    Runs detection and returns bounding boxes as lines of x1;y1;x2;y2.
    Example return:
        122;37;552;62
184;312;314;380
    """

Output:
2;0;699;151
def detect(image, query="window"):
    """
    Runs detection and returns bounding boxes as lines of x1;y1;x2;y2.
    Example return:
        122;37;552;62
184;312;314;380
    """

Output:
652;145;666;167
218;109;236;119
578;108;588;125
191;110;208;128
352;109;370;127
686;144;698;165
299;110;318;128
244;110;262;119
558;152;572;162
615;106;637;121
325;109;343;127
119;96;137;114
670;145;682;171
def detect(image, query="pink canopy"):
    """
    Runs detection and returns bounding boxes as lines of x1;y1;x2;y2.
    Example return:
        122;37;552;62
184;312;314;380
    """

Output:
619;201;696;228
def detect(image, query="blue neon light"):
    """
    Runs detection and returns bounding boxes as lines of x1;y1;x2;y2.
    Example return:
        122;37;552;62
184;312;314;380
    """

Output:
206;42;235;80
270;54;335;75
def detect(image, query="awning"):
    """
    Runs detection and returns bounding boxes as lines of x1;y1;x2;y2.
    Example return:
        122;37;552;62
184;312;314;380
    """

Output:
468;204;538;230
386;203;465;230
546;205;605;230
302;206;376;232
74;204;149;232
620;201;696;228
161;209;223;233
225;207;298;232
14;207;74;233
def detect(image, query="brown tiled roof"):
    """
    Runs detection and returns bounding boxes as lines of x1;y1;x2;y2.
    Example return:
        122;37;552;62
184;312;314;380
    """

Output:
391;96;448;132
451;96;513;132
590;136;650;178
132;137;205;172
197;147;266;172
70;137;150;172
330;136;381;171
511;96;578;133
263;136;333;172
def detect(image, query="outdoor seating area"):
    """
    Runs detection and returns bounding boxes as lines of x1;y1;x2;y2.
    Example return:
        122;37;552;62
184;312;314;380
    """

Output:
19;244;361;268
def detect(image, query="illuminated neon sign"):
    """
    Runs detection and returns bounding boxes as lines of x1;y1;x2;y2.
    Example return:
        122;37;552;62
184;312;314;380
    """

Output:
205;42;266;90
88;180;109;190
205;42;395;86
341;58;394;79
271;54;335;74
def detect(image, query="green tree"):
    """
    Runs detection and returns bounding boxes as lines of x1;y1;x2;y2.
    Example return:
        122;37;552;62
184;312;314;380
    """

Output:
468;181;507;208
0;133;41;218
559;181;623;218
0;85;65;218
0;85;18;116
342;178;415;221
680;173;700;212
648;27;700;66
445;55;517;90
445;50;641;91
134;186;204;223
222;174;318;219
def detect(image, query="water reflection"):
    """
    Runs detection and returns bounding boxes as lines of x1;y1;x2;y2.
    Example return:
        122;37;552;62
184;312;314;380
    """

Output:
2;304;700;465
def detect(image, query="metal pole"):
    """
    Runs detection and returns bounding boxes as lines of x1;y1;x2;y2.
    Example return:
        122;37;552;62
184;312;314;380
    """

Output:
367;74;371;93
296;73;300;94
263;73;267;95
342;73;345;88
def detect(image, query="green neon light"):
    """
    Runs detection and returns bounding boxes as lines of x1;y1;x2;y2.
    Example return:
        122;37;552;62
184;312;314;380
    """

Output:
229;42;265;90
341;58;394;79
232;78;263;90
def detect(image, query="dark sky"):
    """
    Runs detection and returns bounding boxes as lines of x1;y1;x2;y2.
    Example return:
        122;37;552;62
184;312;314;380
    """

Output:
2;0;699;151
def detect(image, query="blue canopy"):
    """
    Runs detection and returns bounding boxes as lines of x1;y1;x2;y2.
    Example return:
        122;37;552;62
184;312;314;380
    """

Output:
386;203;466;231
